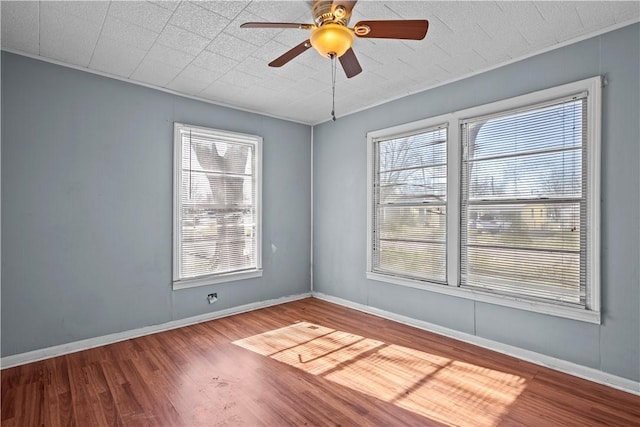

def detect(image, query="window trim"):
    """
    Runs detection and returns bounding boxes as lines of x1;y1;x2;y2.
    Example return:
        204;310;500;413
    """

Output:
172;123;263;290
366;77;601;323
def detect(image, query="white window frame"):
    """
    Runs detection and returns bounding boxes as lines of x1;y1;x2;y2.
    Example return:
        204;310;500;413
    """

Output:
173;123;263;290
366;76;601;323
366;114;457;285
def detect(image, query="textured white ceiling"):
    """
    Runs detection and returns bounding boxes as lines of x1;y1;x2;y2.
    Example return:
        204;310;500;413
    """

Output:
2;1;639;124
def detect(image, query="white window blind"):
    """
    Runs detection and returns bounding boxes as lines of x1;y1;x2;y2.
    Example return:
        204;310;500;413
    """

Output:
173;124;261;287
372;125;448;283
460;94;588;306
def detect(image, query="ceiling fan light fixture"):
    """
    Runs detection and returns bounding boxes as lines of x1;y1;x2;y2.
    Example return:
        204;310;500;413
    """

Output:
310;23;354;58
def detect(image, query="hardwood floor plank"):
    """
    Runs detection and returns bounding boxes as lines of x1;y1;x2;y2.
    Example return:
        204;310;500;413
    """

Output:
2;298;638;426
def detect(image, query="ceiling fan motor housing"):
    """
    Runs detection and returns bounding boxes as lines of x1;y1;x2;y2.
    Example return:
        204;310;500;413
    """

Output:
312;0;352;26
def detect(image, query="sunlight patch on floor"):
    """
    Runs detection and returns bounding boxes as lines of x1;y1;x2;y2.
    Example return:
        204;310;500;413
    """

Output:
233;322;526;426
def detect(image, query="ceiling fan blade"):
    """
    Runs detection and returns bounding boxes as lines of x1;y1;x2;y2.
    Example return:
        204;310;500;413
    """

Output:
241;22;314;30
354;20;429;40
269;39;312;67
339;48;362;78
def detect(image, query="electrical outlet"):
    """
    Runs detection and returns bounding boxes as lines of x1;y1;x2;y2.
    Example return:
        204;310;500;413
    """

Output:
207;293;218;304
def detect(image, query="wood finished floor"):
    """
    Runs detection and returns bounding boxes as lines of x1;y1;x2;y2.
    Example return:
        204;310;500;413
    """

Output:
2;298;639;426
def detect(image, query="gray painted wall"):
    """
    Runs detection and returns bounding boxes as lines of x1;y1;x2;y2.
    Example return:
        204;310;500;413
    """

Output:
1;23;638;385
1;52;311;357
313;23;640;382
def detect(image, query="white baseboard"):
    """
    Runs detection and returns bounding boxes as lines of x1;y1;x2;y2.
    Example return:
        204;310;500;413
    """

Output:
4;291;638;397
1;292;312;369
312;292;640;396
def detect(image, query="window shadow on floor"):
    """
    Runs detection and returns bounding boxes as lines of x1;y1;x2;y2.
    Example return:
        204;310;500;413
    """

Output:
233;321;527;427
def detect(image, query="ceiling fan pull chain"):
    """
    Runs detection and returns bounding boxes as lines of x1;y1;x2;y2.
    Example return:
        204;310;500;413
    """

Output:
331;54;337;121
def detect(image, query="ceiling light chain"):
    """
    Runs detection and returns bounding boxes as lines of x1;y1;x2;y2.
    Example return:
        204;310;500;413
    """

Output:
331;53;337;122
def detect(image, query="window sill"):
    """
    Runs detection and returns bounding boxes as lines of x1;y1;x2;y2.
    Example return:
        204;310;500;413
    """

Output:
173;269;263;290
366;271;601;324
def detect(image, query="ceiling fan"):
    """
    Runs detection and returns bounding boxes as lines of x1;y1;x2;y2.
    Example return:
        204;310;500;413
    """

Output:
240;0;429;79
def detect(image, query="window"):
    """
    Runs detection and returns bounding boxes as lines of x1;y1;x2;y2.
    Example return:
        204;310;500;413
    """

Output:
367;77;601;323
461;95;588;306
173;123;262;290
370;124;448;283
